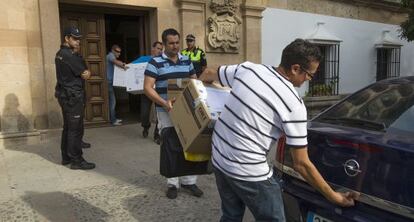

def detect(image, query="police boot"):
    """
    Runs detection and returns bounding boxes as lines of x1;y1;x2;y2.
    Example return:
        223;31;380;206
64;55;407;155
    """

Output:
70;157;96;170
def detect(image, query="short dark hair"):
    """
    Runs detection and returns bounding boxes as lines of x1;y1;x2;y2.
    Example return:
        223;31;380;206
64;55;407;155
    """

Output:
152;41;162;48
161;28;180;44
280;39;322;70
111;44;121;51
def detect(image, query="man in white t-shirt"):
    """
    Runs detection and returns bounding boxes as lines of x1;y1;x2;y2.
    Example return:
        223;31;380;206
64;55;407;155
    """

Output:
199;39;358;221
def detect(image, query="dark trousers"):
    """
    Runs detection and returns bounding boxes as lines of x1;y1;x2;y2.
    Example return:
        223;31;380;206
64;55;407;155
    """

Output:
140;94;159;137
59;99;84;161
214;167;286;222
81;103;85;140
108;84;117;124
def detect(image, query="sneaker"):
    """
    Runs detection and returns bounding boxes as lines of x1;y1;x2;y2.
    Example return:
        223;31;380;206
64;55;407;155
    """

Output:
166;186;178;199
142;128;149;138
181;184;203;197
112;120;122;126
70;159;96;170
116;119;123;123
81;141;91;149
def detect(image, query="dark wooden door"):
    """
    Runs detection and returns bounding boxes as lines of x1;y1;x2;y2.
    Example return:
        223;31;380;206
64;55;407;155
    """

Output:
60;12;109;126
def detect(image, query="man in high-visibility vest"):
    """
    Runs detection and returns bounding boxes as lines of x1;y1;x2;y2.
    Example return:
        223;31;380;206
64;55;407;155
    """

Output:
181;34;207;77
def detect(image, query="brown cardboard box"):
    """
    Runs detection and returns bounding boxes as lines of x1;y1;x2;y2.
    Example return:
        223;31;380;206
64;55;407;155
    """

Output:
169;79;230;154
167;78;190;99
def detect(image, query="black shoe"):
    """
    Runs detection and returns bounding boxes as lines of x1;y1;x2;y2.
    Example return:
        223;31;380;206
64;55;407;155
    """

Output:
154;137;161;145
81;141;91;149
61;159;71;165
181;184;203;197
70;159;96;170
142;128;149;138
166;186;178;199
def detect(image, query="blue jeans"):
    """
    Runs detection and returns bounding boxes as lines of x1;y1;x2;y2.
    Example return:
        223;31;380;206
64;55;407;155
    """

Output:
108;84;116;124
214;167;286;222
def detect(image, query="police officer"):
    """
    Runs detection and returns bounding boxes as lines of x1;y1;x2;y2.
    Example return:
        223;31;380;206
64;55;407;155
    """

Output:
55;26;95;170
73;44;92;149
181;34;207;77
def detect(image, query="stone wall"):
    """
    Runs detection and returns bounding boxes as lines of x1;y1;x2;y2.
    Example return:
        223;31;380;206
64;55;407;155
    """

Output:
0;0;267;137
267;0;407;25
0;0;406;138
0;0;44;134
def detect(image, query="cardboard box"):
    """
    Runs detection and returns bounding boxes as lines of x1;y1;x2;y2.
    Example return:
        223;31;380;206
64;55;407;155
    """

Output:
113;65;126;87
167;78;190;99
169;79;230;154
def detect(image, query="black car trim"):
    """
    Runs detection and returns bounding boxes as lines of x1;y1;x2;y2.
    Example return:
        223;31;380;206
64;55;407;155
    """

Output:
274;162;414;220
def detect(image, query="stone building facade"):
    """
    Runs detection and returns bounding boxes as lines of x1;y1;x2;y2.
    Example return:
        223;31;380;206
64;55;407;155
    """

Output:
0;0;407;145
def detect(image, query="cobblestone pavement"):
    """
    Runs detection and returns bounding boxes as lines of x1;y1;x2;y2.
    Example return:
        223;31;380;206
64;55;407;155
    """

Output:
0;175;221;222
0;124;245;222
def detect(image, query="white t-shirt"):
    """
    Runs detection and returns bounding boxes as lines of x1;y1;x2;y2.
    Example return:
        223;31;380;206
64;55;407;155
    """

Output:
212;62;308;181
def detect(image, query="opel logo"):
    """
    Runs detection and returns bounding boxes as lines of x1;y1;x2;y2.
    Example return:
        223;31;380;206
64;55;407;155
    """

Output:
343;159;362;177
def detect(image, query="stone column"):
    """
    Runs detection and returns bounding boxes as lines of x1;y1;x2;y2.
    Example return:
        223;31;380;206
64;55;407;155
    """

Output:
177;0;206;49
241;1;266;63
27;0;49;130
38;0;62;129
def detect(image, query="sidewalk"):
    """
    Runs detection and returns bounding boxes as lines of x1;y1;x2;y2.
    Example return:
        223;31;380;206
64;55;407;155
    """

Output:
0;124;229;222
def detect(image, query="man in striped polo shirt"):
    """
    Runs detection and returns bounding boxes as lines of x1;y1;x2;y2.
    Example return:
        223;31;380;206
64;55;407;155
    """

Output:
200;39;357;221
143;28;204;199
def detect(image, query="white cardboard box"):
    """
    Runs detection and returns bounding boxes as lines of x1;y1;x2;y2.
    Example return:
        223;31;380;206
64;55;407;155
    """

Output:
125;63;147;94
113;65;126;87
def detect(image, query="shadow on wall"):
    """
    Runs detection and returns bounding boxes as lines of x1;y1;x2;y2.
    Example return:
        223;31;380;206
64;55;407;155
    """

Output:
2;94;30;133
1;94;30;149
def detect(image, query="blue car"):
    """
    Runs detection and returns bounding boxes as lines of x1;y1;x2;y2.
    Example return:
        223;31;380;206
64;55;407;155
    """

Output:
274;76;414;222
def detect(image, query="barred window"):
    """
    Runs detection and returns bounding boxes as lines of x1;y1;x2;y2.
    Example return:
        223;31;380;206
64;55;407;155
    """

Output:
376;47;400;81
308;44;340;96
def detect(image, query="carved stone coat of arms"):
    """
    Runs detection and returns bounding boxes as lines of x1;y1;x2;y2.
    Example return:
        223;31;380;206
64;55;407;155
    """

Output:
207;0;241;53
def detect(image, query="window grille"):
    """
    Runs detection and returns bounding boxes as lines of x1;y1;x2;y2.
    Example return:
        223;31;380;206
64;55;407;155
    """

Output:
308;44;340;96
376;47;400;81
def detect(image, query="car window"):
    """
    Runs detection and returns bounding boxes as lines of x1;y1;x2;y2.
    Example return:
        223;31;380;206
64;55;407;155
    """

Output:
388;104;414;133
315;82;414;132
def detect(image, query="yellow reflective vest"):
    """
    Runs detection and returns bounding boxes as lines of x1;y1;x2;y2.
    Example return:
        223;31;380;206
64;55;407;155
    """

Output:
181;47;203;62
181;47;207;76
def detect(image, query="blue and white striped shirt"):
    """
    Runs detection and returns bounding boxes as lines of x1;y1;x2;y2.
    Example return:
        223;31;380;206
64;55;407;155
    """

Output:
144;52;196;113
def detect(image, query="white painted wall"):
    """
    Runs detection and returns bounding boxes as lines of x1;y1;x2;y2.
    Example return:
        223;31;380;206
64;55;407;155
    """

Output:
262;8;414;96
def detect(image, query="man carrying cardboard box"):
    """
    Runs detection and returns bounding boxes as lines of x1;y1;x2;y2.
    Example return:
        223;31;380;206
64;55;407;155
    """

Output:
132;41;163;144
106;44;128;126
143;28;204;199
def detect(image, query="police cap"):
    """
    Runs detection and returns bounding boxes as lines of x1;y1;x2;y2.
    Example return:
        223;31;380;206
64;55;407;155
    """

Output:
185;34;196;41
63;26;82;38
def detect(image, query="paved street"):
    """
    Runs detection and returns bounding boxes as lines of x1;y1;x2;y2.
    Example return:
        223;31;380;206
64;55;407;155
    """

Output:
0;124;256;222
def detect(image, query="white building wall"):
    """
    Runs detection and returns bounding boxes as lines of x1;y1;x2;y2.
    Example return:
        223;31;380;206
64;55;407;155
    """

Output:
262;8;414;96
